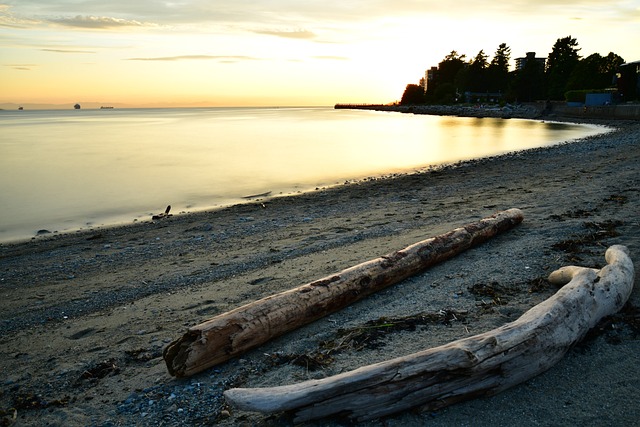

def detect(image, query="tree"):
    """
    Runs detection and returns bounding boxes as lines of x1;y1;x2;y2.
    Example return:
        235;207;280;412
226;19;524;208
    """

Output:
422;51;467;104
434;83;456;104
437;51;467;86
465;50;489;93
487;43;511;93
546;36;581;100
567;52;625;91
400;84;425;105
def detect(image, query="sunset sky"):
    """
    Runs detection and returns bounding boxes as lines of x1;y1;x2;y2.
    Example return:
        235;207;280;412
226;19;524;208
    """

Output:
1;1;638;108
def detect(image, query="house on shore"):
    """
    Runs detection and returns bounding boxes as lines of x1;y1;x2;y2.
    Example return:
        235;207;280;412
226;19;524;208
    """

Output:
618;60;640;102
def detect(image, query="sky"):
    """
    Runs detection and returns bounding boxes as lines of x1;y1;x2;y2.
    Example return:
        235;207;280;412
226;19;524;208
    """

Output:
1;0;639;108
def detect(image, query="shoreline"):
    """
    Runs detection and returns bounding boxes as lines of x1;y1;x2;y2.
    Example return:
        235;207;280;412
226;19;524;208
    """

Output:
1;114;639;426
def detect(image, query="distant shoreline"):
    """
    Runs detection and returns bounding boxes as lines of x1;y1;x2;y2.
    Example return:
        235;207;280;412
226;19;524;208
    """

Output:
335;101;640;121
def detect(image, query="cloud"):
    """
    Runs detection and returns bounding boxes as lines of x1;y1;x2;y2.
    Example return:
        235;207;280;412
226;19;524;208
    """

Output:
253;29;316;39
5;64;38;70
7;1;637;31
0;3;40;28
125;55;260;62
41;48;96;54
48;15;157;29
313;55;349;61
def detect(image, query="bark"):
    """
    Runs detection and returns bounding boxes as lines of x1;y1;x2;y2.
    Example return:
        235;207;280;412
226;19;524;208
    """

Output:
164;208;524;377
224;245;634;423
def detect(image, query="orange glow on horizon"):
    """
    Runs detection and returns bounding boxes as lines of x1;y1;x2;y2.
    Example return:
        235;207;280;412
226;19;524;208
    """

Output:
1;2;637;108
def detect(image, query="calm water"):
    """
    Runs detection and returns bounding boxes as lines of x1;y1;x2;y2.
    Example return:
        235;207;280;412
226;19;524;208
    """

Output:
0;107;606;242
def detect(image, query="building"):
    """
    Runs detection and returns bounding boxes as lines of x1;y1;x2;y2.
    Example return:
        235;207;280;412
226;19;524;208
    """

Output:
618;60;640;101
424;66;438;92
515;52;546;71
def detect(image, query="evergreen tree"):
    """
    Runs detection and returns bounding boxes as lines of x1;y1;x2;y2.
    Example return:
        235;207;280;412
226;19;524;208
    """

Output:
487;43;511;93
437;51;467;86
546;36;581;100
466;50;489;92
567;52;624;91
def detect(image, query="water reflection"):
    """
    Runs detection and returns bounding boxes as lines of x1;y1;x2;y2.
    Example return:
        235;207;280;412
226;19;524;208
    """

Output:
0;107;607;241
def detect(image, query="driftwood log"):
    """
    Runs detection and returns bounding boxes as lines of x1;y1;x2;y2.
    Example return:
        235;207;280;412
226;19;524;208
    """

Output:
224;245;635;423
163;208;524;377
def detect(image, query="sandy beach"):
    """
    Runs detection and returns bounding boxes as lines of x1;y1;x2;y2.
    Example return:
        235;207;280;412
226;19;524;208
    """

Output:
1;114;639;426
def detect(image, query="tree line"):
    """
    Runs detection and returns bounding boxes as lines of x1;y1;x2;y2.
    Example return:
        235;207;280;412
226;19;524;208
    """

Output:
400;36;628;105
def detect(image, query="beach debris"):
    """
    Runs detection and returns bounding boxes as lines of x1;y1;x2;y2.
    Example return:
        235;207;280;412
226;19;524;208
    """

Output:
242;191;272;199
224;245;634;423
163;208;524;377
78;359;120;382
152;205;172;220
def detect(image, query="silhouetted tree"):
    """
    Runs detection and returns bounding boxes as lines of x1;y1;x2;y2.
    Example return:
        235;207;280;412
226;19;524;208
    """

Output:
464;50;489;93
566;52;625;91
487;43;511;93
437;51;467;89
400;84;425;105
434;82;456;104
546;36;581;99
438;51;467;81
403;36;628;105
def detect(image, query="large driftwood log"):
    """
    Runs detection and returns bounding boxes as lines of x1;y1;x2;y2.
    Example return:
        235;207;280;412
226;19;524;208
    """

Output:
163;208;524;377
224;245;634;423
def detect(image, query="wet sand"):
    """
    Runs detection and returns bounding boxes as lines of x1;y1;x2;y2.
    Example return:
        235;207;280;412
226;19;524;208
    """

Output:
1;116;639;426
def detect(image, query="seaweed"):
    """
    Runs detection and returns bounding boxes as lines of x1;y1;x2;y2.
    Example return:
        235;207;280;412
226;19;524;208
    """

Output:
77;359;120;382
552;219;622;262
577;303;640;349
322;310;467;354
267;352;334;371
527;277;552;293
267;310;468;371
468;281;519;306
603;194;627;205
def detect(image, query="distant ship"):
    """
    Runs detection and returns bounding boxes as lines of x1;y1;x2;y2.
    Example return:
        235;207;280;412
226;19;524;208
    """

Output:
74;103;81;109
100;106;114;109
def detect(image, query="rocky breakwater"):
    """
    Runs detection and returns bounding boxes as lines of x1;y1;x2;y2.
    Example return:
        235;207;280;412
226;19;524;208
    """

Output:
336;103;546;119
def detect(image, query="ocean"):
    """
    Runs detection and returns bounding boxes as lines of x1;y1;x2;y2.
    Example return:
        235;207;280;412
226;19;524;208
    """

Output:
0;106;606;243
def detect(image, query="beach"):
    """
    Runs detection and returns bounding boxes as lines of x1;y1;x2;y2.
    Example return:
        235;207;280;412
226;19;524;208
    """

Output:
1;115;639;426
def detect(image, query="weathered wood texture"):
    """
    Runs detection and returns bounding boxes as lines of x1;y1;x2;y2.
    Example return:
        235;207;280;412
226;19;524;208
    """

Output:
224;245;634;423
163;209;524;377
